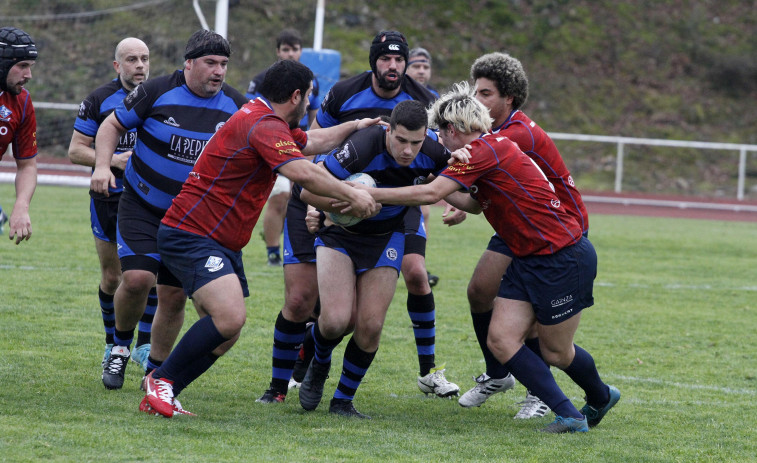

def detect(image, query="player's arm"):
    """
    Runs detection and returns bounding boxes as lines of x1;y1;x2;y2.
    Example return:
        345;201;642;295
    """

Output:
302;117;381;155
68;131;97;167
298;164;350;213
69;131;131;171
91;113;127;196
8;156;37;244
442;190;482;214
368;176;461;208
278;159;378;219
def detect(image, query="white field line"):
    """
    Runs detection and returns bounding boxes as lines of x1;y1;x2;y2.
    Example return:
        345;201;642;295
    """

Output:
604;374;756;396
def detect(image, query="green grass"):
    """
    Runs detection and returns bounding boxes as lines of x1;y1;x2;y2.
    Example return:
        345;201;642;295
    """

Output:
1;184;755;462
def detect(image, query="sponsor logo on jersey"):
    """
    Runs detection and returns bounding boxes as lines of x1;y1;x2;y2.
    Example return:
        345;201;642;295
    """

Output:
386;248;398;261
568;175;575;187
0;105;12;121
413;176;427;185
168;134;209;164
215;121;225;132
116;132;137;153
77;100;90;118
551;199;561;208
123;85;147;110
205;256;224;272
163;117;180;127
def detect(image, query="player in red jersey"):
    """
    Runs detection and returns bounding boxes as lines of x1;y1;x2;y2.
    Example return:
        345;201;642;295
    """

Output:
363;82;619;433
139;60;380;418
0;27;38;245
459;52;591;417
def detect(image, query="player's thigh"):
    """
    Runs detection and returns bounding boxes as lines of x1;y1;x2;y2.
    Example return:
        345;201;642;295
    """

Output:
192;273;247;338
282;262;319;320
354;266;398;342
468;249;512;309
315;246;356;329
489;297;536;362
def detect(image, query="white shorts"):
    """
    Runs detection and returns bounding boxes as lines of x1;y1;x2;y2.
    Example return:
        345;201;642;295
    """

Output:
269;174;292;198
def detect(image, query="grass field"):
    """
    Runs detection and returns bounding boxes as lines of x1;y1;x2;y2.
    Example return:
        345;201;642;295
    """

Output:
1;184;755;462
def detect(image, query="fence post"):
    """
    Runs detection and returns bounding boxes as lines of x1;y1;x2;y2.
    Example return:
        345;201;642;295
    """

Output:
737;148;746;201
615;142;624;193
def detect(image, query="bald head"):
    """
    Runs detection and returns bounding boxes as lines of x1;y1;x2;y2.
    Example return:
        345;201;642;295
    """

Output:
113;37;149;91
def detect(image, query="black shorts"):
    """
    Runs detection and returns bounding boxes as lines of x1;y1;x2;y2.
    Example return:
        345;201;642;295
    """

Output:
90;195;119;242
402;206;427;257
116;187;181;287
283;195;317;265
315;226;404;275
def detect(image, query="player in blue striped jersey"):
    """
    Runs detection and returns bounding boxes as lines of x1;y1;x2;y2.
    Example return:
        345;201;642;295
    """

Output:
297;100;458;417
68;38;156;373
90;30;247;396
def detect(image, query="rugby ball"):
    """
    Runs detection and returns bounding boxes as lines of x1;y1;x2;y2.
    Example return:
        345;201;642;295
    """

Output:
328;173;376;227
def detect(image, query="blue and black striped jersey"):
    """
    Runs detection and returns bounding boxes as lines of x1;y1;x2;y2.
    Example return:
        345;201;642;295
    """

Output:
74;78;135;198
114;70;246;214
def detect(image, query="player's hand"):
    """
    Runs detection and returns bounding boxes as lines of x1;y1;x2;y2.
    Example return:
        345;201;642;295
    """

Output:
8;210;32;244
355;117;383;131
111;150;132;171
441;203;467;226
340;188;380;218
305;209;326;234
449;146;472;165
90;167;116;196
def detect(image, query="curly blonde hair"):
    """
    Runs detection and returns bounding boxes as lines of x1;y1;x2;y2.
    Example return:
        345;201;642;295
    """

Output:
428;81;493;134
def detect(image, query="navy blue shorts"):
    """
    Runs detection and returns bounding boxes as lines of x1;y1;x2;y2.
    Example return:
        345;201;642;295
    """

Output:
486;233;515;258
498;237;597;325
90;196;119;242
282;195;316;265
157;224;249;298
402;206;427;257
315;226;404;275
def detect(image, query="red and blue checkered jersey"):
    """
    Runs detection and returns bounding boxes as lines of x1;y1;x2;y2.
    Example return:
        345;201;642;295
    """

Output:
440;133;582;257
496;110;589;233
162;97;309;252
0;88;36;160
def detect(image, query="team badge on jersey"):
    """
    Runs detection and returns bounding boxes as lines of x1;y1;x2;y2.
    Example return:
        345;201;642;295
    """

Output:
205;256;224;272
0;105;12;122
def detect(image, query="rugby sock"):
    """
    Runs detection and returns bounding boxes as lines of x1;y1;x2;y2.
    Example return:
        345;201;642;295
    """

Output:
269;311;307;393
471;310;510;379
154;316;228;383
113;329;134;349
98;286;115;345
504;345;582;419
312;321;343;365
524;336;543;359
136;287;157;347
145;355;163;376
562;344;611;408
407;292;435;376
266;246;280;259
172;352;219;397
333;337;376;401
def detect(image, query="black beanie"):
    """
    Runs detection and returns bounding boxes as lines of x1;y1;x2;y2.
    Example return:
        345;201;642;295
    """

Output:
369;30;409;74
0;27;38;92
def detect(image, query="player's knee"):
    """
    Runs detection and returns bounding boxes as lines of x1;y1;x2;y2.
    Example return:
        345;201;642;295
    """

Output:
467;280;495;313
539;345;572;369
118;272;154;297
283;292;318;321
402;266;429;294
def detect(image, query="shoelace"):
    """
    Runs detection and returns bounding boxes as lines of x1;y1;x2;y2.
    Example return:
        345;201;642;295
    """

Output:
106;355;125;374
154;378;174;404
